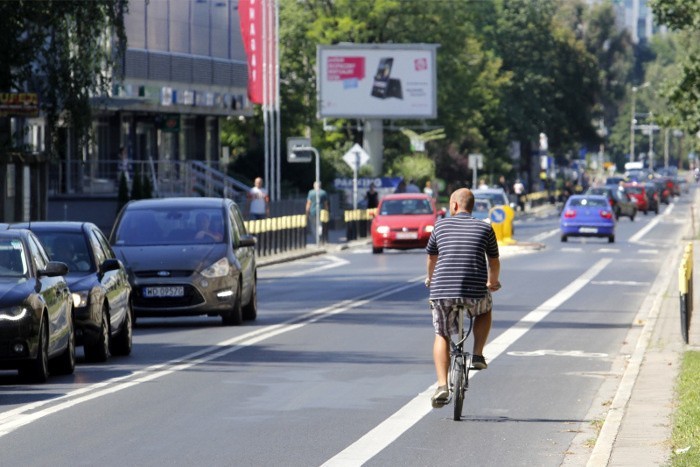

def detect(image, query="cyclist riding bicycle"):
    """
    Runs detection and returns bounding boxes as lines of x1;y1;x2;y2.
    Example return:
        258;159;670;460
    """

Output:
425;188;501;408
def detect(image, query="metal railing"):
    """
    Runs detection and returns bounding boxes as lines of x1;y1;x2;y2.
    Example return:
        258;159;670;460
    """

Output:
48;159;250;204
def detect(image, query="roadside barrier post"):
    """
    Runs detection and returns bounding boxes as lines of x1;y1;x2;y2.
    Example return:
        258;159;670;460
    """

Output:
679;242;694;344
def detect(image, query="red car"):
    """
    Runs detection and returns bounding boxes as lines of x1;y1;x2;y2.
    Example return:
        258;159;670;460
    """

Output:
371;193;439;254
624;182;650;214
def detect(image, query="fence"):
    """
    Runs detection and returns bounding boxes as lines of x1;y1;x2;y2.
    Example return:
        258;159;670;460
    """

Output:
679;242;694;344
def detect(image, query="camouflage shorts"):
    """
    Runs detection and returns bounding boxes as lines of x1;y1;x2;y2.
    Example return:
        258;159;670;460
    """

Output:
430;294;493;337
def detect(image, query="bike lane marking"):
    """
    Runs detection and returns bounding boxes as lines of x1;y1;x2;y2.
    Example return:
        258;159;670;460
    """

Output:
321;258;612;467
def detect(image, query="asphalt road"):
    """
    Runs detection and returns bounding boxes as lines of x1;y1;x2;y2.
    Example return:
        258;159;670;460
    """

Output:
0;190;692;466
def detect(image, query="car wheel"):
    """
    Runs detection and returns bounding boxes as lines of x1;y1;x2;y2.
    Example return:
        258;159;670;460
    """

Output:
630;209;636;221
609;235;615;243
19;316;49;383
644;209;648;215
561;235;567;242
84;305;110;363
242;276;257;321
372;246;383;254
51;310;76;375
222;280;243;326
110;300;133;356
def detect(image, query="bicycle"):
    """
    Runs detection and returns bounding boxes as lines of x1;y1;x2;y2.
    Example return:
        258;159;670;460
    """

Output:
447;307;475;421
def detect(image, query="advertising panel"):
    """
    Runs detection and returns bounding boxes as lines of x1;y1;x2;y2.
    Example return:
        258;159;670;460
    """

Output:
317;44;438;119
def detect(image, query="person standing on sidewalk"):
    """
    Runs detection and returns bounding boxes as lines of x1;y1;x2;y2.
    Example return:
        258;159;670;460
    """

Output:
425;187;501;408
306;181;329;244
247;177;270;220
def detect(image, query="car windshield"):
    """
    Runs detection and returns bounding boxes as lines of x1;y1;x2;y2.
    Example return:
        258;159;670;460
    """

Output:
379;199;433;215
569;197;608;208
472;200;491;219
113;207;226;246
0;239;28;277
38;232;94;273
625;186;644;195
474;192;507;206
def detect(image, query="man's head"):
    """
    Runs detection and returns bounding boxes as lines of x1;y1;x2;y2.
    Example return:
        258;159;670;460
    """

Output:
313;181;322;190
254;177;263;188
449;188;475;216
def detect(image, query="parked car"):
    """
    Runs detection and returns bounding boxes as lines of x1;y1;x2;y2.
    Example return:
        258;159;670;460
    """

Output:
0;229;75;382
623;183;651;215
11;222;133;362
585;185;637;220
110;197;257;325
371;193;438;254
560;195;615;243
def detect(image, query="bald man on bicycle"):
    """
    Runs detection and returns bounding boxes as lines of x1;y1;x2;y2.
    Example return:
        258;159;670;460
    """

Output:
425;188;501;408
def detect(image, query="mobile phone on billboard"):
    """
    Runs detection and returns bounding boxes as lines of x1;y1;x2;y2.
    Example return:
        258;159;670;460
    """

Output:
371;58;393;99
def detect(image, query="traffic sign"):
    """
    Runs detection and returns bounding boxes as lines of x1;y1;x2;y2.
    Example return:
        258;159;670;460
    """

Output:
342;144;370;170
490;207;506;224
287;137;313;163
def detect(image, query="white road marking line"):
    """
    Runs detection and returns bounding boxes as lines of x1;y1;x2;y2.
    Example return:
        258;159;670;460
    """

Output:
596;248;619;253
507;349;608;358
530;228;559;242
629;202;673;243
561;247;583;252
590;280;650;286
283;255;350;277
637;249;659;255
0;277;424;437
321;258;612;466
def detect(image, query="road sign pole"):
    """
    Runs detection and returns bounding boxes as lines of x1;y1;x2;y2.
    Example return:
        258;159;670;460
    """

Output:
353;152;360;210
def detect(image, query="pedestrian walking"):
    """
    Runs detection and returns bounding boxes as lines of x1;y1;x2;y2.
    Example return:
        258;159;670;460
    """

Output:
247;177;270;220
306;181;329;244
425;188;501;408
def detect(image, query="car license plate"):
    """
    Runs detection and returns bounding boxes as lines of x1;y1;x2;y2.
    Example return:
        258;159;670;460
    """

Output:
395;232;418;240
143;286;184;298
579;227;598;234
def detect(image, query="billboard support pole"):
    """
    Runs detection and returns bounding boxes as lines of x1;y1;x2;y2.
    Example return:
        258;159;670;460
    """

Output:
363;119;383;176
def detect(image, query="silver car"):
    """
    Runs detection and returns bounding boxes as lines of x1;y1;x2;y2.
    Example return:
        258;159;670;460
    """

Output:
110;197;257;326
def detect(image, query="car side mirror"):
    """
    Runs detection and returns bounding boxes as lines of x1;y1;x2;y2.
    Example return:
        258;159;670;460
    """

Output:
100;258;121;274
237;235;256;248
40;261;69;277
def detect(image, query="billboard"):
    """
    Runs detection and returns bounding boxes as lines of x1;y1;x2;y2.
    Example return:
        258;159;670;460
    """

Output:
317;44;438;119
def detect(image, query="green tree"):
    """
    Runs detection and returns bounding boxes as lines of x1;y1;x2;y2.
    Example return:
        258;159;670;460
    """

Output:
0;0;128;156
651;0;700;135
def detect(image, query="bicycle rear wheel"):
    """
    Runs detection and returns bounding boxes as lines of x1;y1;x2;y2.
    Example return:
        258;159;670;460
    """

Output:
452;360;465;421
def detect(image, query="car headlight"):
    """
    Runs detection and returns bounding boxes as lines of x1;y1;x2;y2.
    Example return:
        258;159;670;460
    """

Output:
424;225;434;233
201;257;230;278
376;226;390;234
0;306;29;322
72;291;89;308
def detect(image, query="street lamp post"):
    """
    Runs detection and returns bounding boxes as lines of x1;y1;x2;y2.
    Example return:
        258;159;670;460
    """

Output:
630;82;650;162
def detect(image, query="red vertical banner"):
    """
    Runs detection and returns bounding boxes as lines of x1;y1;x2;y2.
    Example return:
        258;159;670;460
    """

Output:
239;0;264;104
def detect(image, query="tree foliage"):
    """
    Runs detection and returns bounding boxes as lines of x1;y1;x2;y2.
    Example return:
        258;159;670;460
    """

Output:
0;0;128;156
651;0;700;134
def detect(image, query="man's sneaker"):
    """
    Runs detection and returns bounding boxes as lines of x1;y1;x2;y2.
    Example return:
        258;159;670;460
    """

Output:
472;355;488;370
431;385;449;408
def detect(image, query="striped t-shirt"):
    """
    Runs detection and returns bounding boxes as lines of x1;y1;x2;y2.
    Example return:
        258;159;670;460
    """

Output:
426;212;499;299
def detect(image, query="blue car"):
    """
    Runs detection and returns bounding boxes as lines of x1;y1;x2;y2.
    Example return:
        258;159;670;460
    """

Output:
560;195;615;243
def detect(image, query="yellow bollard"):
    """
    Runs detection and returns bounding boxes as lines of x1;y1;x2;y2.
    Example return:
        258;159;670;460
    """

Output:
489;205;516;245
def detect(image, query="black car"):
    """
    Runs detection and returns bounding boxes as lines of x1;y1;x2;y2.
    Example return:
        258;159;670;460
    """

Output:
0;229;75;382
11;222;133;362
110;197;257;325
585;185;637;220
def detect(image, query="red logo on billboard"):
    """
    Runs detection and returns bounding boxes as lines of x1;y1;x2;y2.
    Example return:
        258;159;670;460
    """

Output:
414;58;428;71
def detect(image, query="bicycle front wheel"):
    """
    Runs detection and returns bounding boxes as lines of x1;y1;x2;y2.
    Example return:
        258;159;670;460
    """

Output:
452;361;465;421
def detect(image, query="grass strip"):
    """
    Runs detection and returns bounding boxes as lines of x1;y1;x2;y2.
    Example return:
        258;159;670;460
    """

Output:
671;351;700;466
